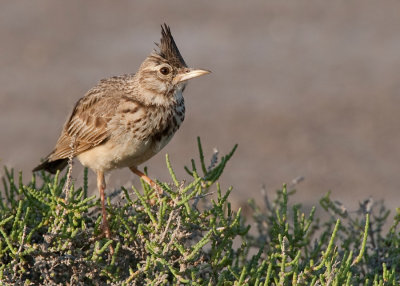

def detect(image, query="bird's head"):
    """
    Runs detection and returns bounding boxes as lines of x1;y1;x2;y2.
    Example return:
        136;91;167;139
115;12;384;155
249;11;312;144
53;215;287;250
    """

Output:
135;24;210;106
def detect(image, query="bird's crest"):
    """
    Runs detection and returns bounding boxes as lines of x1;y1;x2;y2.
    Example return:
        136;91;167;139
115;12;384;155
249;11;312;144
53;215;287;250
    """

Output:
156;24;187;68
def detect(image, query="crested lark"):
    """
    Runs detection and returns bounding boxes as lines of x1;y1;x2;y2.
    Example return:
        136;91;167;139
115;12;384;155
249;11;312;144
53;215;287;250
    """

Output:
33;24;210;238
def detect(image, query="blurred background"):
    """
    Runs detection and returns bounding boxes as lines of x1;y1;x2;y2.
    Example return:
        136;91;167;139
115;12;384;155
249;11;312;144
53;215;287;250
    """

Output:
1;1;400;213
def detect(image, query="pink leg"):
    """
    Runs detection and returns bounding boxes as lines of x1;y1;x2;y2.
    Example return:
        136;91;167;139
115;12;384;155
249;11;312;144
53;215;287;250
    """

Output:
129;166;163;194
97;171;111;239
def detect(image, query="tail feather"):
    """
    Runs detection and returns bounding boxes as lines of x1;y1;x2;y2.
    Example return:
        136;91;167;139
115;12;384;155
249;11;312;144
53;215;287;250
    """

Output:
33;158;69;174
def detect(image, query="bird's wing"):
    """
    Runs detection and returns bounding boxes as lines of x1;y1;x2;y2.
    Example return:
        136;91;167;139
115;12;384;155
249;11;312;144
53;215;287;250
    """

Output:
48;85;119;161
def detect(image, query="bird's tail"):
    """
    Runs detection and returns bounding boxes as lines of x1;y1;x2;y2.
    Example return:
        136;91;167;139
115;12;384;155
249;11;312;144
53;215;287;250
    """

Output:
33;158;68;174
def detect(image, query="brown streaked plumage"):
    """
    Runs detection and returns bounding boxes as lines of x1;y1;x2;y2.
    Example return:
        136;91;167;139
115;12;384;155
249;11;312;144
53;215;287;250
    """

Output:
33;24;210;239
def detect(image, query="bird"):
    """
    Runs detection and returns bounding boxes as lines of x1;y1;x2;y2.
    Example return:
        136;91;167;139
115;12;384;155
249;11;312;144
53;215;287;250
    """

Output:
33;24;210;238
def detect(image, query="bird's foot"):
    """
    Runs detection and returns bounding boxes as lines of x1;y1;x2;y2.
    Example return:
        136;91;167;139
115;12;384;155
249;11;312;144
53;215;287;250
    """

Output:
98;221;114;255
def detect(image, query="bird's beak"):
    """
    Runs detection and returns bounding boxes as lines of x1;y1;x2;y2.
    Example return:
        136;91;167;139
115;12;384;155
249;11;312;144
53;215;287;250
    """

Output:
175;68;211;84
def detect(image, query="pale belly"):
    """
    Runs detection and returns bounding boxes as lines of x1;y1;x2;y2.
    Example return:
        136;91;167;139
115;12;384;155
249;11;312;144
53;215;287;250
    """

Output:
77;133;173;172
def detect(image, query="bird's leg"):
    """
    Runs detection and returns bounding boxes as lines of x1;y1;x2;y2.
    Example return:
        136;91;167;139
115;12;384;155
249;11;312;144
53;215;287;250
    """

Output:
97;171;111;239
129;166;163;194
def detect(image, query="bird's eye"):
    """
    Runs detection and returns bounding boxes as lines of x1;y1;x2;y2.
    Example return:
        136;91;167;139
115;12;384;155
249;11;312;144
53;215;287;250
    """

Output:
160;67;170;75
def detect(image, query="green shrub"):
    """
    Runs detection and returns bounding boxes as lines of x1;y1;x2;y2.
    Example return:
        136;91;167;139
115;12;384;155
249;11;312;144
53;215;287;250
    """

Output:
0;138;399;285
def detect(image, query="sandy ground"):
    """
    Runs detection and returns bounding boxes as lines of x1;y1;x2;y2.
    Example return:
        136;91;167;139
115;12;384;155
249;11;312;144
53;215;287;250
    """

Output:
1;1;400;213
